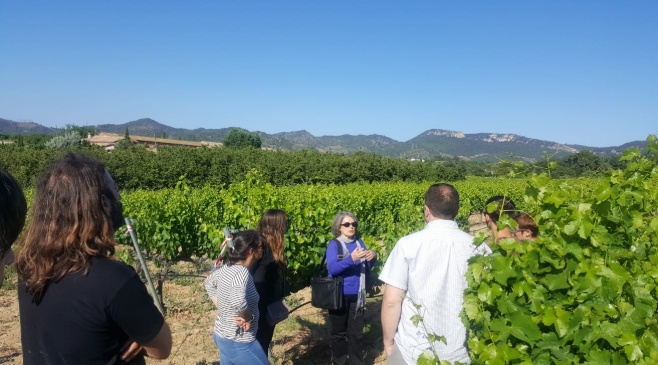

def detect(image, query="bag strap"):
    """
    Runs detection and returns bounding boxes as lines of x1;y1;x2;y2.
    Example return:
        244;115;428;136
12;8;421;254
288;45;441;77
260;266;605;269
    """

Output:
335;239;344;261
314;239;345;278
315;252;327;278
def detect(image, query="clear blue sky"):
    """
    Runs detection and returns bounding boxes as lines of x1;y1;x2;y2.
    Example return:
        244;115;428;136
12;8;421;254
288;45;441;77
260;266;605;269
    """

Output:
1;1;656;147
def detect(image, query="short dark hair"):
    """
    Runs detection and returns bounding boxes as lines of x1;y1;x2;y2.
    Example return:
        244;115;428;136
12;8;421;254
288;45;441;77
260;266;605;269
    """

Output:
227;230;263;264
484;195;517;222
0;168;27;259
424;184;459;220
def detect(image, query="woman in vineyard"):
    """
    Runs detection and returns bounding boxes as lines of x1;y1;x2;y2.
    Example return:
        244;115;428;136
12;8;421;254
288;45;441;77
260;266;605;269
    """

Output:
326;211;377;365
205;230;269;365
251;209;289;354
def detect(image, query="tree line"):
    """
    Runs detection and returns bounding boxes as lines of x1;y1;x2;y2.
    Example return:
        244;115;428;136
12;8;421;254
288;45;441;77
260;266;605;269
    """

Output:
1;127;632;189
487;150;629;178
0;143;466;190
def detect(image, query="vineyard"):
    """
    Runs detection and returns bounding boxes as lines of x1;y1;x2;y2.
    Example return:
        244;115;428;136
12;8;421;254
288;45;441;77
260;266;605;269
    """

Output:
111;138;658;364
3;137;657;364
463;142;658;364
115;175;599;288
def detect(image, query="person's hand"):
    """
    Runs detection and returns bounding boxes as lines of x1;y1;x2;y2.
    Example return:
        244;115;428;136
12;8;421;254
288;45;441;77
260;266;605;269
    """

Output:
121;340;145;362
233;317;252;331
384;340;395;356
351;247;367;262
364;250;375;262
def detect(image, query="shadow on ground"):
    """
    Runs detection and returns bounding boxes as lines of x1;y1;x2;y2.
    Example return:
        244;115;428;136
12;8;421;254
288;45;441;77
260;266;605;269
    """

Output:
278;302;384;365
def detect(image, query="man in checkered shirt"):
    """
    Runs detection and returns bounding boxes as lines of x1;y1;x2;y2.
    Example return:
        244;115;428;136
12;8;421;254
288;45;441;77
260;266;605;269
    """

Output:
379;183;490;364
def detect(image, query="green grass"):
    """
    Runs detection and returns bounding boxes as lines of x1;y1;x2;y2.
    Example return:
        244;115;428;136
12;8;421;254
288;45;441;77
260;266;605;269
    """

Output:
285;294;302;308
274;316;302;334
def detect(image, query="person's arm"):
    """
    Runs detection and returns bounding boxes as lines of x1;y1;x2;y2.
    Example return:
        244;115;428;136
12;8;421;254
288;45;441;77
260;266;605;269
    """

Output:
204;270;221;307
358;239;377;268
109;275;172;361
381;284;405;356
122;322;173;361
367;252;377;271
365;249;377;268
326;240;354;276
378;239;408;356
142;323;172;359
230;270;253;329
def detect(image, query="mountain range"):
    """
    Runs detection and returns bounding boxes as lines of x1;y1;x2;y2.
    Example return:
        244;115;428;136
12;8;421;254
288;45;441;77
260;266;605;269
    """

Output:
1;117;649;162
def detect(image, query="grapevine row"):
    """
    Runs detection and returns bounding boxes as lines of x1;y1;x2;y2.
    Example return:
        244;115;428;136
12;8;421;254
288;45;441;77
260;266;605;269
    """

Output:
116;176;599;288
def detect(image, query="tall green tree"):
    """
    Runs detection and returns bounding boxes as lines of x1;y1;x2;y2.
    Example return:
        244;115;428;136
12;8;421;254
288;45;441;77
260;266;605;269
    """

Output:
65;124;95;138
45;131;82;149
559;150;607;176
223;129;262;148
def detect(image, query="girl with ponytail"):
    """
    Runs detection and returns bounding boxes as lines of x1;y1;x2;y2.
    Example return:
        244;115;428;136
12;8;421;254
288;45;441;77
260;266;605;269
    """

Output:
205;230;269;365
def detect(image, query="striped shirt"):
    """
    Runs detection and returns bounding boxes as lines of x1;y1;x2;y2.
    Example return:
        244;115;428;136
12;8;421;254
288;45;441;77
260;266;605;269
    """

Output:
204;264;260;343
379;219;490;364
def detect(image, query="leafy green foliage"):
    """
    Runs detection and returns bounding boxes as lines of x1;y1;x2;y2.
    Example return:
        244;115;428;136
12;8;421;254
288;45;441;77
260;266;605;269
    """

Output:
223;129;262;148
110;175;598;290
0;133;49;150
463;136;658;364
0;147;105;188
45;131;83;149
0;146;468;190
113;138;135;150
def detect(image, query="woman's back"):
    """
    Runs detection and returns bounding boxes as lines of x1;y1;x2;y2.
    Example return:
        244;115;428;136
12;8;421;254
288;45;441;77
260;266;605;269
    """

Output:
205;264;260;342
18;257;164;365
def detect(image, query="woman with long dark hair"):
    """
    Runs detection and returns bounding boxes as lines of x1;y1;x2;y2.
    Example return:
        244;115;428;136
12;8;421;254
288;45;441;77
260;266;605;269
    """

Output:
251;209;288;354
15;153;171;364
205;230;269;365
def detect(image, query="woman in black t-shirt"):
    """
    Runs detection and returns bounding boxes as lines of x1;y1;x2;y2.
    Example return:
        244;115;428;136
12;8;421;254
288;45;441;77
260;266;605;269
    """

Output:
15;154;171;365
250;209;289;354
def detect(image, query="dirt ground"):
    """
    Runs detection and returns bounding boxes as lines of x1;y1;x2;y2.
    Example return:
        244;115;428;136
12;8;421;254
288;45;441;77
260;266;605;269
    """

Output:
0;256;386;365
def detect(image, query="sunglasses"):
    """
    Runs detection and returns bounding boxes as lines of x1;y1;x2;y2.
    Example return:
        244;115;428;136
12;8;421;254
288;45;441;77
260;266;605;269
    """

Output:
341;222;358;228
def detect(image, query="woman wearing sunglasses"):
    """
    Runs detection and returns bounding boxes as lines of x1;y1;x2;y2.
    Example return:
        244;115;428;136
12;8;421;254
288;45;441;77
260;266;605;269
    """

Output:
326;211;377;365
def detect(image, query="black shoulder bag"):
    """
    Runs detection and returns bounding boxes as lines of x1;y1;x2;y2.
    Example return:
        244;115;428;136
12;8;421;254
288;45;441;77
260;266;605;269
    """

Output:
310;240;344;310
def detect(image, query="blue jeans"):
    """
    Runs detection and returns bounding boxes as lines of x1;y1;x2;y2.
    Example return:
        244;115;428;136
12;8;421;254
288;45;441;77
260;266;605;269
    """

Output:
213;332;269;365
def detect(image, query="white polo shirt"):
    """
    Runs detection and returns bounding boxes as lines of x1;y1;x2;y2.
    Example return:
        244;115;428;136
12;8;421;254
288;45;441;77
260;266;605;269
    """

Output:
379;219;490;364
